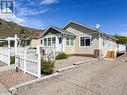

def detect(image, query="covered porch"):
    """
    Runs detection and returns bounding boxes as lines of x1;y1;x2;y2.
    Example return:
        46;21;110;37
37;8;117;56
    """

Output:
40;26;75;59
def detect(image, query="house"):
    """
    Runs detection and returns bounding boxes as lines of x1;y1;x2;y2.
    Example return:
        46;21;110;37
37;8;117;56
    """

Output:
0;29;44;47
0;18;44;47
40;21;118;59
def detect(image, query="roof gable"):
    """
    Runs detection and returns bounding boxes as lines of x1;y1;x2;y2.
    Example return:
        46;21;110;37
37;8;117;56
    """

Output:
63;20;117;41
40;26;75;37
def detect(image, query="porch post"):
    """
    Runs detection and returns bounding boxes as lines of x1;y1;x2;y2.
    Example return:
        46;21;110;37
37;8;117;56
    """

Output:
8;38;10;66
14;34;18;56
37;46;41;78
62;34;65;52
56;36;58;46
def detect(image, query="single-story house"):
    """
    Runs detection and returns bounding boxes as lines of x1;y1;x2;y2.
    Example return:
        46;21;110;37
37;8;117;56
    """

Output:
0;29;44;47
40;21;118;59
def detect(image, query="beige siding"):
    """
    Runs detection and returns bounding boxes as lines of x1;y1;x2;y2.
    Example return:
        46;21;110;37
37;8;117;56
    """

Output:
64;26;99;55
64;38;75;54
100;35;117;57
31;39;41;47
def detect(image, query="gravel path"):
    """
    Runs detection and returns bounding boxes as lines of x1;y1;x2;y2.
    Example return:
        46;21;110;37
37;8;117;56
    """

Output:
0;70;36;89
14;55;127;95
55;56;94;70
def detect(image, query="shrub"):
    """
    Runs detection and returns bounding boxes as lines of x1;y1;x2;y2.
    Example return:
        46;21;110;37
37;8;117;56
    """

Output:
41;60;55;75
10;56;15;64
55;52;68;60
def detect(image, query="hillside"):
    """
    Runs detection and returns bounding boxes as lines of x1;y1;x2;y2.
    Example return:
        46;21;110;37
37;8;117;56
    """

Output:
0;18;44;38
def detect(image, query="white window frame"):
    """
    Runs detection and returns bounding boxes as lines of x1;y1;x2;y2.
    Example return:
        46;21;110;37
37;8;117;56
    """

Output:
43;36;57;47
66;36;74;47
79;35;91;47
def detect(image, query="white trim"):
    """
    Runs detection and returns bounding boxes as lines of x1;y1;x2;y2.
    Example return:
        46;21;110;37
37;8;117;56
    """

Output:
43;36;57;47
63;20;117;41
65;36;75;47
39;26;65;38
63;20;97;31
79;35;92;48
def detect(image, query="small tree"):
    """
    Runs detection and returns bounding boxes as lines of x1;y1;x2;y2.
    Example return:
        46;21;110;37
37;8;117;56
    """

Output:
114;35;127;44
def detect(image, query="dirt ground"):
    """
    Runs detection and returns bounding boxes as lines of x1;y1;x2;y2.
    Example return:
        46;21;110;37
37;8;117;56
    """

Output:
0;70;36;89
55;56;95;71
14;54;127;95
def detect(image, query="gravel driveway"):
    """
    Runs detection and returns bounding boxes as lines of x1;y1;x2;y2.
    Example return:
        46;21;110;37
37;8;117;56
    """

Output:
55;56;95;71
14;54;127;95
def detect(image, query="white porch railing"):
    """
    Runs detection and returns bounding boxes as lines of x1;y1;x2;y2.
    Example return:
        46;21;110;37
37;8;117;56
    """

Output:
42;43;63;60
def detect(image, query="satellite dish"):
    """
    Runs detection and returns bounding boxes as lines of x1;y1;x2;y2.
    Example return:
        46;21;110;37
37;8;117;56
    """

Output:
96;24;101;29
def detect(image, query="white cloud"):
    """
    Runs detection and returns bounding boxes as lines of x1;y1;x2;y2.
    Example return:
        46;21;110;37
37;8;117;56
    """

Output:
41;0;59;5
121;32;127;36
0;14;26;25
17;8;48;16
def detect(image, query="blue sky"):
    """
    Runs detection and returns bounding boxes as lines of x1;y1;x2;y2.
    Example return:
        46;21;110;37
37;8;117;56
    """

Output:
0;0;127;35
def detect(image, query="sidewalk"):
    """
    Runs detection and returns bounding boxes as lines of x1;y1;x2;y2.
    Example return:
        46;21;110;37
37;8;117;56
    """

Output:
0;83;10;95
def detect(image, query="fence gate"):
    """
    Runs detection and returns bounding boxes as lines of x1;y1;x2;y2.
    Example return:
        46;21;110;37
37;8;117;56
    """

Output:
15;46;41;78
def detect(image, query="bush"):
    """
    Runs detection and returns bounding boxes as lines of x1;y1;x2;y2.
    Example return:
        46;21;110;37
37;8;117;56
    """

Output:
10;56;15;64
41;60;55;75
55;52;68;60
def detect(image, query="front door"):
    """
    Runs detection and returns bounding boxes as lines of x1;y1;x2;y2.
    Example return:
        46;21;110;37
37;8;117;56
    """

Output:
57;37;63;52
58;37;62;44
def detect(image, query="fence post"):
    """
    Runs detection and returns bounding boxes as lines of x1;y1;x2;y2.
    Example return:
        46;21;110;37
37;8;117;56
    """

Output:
14;34;18;66
8;38;11;66
24;50;27;73
14;34;18;56
37;46;41;78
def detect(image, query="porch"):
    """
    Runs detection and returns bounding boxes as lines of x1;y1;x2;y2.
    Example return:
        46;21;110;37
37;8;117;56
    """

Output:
40;26;75;60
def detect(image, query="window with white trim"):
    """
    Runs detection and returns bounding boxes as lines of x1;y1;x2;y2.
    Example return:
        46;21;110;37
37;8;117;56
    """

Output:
80;36;91;47
66;36;74;46
44;37;56;46
52;37;56;45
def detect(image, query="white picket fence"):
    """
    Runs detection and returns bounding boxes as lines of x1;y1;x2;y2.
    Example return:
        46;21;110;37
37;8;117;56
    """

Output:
0;35;41;78
0;47;10;65
15;46;41;78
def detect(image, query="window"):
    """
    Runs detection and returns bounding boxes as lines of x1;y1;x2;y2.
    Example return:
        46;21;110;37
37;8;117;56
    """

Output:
52;37;56;45
103;37;114;47
80;36;91;47
44;38;47;46
66;36;74;46
48;38;51;46
41;39;43;44
43;37;56;46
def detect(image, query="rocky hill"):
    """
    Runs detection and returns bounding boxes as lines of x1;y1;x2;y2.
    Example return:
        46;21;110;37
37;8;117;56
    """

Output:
0;18;44;38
